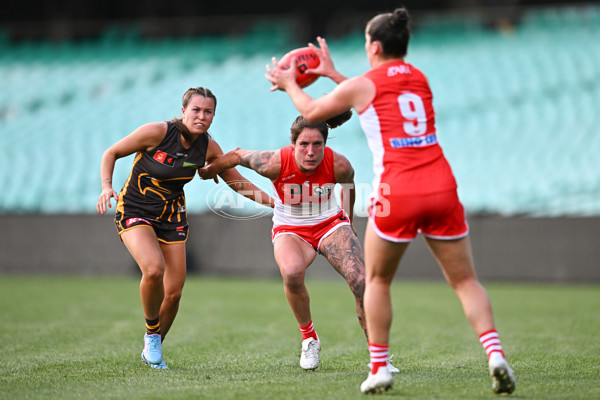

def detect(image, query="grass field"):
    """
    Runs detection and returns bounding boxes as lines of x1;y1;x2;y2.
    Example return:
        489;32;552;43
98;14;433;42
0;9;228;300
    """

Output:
0;276;598;399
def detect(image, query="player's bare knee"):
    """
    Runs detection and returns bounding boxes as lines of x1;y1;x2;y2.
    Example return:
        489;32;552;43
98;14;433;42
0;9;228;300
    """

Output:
347;274;365;298
282;270;306;292
448;274;478;292
142;265;165;282
367;273;394;286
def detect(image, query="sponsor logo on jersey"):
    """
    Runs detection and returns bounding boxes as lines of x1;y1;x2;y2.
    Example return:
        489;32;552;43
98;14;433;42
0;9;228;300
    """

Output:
281;174;296;181
177;205;186;213
313;184;334;197
281;183;334;203
183;161;200;168
125;217;152;227
176;226;185;231
153;150;176;167
388;64;411;76
389;133;437;148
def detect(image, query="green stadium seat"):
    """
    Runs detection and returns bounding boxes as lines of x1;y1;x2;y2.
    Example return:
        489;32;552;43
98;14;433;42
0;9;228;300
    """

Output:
0;7;599;216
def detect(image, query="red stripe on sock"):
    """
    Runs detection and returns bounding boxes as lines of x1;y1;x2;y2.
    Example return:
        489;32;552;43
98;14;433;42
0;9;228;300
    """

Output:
368;342;389;374
479;329;497;339
299;321;318;341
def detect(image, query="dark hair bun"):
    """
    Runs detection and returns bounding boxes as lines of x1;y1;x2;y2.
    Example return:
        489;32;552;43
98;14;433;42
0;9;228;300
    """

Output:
326;109;353;129
391;7;410;29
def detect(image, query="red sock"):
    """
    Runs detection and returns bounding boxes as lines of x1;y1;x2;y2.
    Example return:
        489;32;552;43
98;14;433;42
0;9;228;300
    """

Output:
368;342;389;374
479;329;506;360
299;321;318;341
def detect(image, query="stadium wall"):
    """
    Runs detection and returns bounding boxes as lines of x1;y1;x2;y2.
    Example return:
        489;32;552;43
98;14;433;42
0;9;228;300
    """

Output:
1;214;598;283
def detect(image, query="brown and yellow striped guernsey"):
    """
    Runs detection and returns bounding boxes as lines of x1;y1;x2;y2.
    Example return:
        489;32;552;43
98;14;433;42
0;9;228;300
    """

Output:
116;121;208;226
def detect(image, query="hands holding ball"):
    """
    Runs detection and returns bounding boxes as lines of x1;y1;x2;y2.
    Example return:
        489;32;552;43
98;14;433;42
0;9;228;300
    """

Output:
277;47;320;88
266;36;336;91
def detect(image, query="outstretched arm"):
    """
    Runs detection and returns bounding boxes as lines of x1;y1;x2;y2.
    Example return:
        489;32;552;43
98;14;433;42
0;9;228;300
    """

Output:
218;167;275;208
266;59;372;124
199;140;280;208
198;147;281;181
197;148;241;180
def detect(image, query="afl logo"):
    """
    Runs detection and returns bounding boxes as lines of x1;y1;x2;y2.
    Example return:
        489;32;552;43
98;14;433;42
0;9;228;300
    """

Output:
206;180;273;220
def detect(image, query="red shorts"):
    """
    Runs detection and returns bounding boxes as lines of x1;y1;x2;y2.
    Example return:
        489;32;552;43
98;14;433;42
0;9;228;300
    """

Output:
271;210;351;252
369;190;469;242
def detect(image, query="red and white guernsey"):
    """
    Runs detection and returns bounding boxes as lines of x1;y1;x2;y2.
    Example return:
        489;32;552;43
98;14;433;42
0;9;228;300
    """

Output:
358;60;457;197
272;145;341;226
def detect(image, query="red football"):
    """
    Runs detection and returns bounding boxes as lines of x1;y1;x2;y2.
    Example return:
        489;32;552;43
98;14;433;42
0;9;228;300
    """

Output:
278;47;320;88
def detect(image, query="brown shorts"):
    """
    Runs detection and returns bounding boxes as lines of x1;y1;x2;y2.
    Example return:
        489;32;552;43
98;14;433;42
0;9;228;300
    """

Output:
115;210;189;244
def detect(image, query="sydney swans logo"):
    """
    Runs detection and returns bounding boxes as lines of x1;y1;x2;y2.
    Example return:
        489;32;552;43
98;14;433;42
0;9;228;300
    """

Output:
206;180;273;220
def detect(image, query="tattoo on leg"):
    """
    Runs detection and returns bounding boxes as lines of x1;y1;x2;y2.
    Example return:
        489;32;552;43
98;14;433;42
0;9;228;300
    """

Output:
321;228;365;287
320;227;367;335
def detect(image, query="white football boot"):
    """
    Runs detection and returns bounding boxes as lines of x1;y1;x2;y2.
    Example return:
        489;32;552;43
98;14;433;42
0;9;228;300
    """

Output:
299;337;321;370
360;366;393;394
488;352;516;394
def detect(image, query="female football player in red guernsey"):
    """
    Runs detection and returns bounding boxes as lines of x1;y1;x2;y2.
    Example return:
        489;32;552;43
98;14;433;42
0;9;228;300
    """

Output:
97;87;273;370
265;7;516;396
198;111;393;372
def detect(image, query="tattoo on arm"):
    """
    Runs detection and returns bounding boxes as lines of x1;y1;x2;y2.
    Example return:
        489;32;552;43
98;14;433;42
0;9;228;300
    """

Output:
240;151;276;176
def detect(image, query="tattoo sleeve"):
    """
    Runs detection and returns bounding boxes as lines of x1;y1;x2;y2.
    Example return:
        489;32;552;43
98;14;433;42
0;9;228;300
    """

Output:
240;151;276;176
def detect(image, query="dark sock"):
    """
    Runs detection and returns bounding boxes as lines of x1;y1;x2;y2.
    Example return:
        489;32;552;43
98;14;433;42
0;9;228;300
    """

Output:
145;317;160;335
